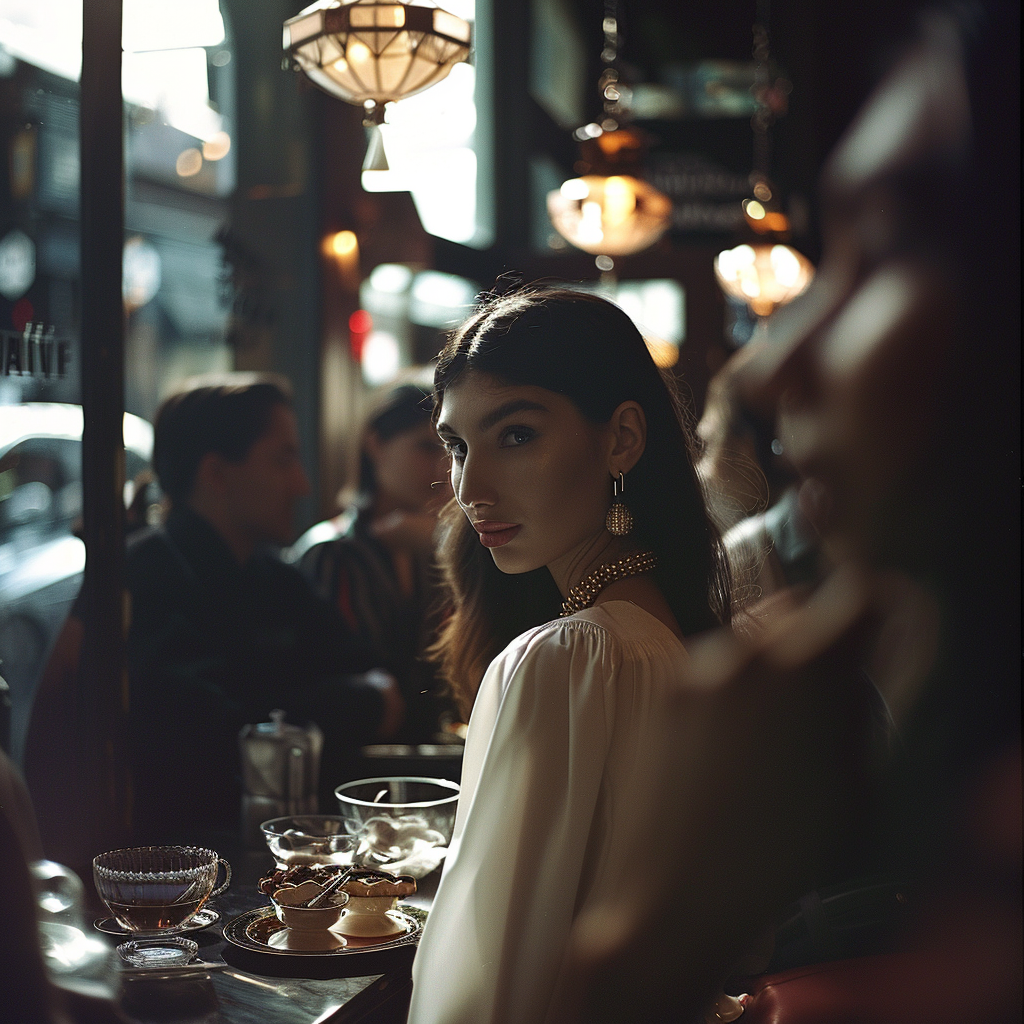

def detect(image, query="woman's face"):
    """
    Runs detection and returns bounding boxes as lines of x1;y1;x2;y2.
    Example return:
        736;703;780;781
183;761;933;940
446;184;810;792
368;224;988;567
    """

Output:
435;370;614;579
369;419;450;514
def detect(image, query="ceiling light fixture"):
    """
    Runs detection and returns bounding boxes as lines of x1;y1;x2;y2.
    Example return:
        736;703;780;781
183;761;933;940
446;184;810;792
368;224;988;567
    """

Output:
283;0;472;170
547;1;671;265
715;2;812;318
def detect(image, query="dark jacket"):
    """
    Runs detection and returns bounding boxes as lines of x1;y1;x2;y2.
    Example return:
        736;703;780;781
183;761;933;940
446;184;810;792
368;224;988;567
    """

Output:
291;507;455;742
125;507;385;840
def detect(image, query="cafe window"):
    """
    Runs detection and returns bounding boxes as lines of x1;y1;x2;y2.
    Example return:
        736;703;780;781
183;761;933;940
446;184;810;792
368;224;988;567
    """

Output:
360;0;495;249
0;0;234;767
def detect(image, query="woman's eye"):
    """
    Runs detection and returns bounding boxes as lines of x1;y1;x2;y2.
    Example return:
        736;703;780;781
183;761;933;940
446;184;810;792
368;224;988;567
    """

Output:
498;426;535;448
442;439;466;461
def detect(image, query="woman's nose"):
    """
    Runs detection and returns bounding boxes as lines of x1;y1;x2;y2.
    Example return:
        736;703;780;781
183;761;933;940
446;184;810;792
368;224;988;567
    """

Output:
454;453;494;511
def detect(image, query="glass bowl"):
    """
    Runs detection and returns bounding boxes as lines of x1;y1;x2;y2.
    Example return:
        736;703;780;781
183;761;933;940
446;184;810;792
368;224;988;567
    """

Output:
117;935;198;969
260;815;357;869
334;777;459;878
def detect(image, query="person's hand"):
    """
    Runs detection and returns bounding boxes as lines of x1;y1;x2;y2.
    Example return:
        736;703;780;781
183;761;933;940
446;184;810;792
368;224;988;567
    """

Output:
558;562;881;1023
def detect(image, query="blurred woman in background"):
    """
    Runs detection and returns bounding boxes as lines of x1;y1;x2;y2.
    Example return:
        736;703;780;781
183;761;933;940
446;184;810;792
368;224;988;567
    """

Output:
291;377;455;742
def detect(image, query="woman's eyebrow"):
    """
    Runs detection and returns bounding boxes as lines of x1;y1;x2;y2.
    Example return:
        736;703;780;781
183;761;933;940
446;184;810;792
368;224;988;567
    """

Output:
436;398;548;438
477;399;547;432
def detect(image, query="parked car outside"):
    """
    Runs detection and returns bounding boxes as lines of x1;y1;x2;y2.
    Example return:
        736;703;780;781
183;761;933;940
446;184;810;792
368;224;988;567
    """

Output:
0;403;156;766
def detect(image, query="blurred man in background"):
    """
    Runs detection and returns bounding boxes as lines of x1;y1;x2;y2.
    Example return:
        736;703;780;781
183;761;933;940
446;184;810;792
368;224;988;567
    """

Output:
125;373;402;840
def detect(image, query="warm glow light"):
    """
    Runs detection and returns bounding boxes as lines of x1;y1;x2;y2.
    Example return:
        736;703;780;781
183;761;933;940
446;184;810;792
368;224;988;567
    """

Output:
202;131;231;161
283;0;472;110
770;244;801;287
560;178;590;201
645;336;679;368
602;176;637;227
744;202;791;234
175;147;203;177
579;201;605;246
347;40;372;64
547;174;672;257
331;230;359;257
714;242;814;317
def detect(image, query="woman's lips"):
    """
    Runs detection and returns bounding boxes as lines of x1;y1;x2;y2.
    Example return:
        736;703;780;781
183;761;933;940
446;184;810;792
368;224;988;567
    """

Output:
472;522;521;548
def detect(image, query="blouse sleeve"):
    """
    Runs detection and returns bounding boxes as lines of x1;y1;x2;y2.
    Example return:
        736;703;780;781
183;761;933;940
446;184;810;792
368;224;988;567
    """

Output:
409;619;621;1024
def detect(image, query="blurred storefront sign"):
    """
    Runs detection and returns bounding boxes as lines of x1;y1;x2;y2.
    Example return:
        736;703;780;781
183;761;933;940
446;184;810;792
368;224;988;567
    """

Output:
647;154;749;234
2;324;70;379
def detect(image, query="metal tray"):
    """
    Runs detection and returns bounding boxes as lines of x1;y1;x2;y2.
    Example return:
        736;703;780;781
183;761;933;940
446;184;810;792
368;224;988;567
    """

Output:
222;904;426;957
94;907;221;937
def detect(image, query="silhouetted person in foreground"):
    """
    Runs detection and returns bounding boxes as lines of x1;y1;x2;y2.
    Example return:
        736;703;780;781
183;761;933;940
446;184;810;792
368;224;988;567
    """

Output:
564;5;1020;1022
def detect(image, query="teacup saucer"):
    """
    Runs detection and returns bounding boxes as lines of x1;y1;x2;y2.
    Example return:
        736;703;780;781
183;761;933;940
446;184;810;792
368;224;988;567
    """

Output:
94;907;221;937
118;936;198;968
267;928;348;952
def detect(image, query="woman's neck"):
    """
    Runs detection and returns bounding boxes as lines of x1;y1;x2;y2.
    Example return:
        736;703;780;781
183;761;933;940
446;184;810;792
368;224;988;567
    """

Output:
548;532;635;598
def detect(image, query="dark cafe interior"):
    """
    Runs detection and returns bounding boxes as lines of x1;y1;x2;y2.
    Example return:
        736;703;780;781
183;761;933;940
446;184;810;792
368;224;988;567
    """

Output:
0;1;1018;1022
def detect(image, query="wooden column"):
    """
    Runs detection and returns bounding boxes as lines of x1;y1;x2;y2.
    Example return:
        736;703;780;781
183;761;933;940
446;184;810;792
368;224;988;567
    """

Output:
77;0;130;860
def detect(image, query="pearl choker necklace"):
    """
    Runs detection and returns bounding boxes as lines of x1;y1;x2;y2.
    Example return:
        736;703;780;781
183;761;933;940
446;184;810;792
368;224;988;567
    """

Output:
560;551;658;617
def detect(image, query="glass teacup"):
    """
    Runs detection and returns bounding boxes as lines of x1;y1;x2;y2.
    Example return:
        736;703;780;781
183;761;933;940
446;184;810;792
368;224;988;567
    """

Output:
93;846;231;935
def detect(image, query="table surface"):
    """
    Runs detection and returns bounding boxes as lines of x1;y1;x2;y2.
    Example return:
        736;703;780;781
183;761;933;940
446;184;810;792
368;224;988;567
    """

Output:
93;849;436;1024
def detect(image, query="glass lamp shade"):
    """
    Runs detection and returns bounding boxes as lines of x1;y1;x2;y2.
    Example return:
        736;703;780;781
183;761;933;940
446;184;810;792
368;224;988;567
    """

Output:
283;0;471;117
547;175;673;257
714;242;814;317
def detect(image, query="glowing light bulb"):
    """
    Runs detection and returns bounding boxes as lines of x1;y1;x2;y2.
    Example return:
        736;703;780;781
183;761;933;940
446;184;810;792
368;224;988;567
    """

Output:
331;230;358;257
602;176;636;228
560;178;590;201
348;40;371;65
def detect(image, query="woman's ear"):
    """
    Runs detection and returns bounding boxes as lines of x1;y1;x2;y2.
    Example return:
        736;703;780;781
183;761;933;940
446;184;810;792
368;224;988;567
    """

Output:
608;401;647;475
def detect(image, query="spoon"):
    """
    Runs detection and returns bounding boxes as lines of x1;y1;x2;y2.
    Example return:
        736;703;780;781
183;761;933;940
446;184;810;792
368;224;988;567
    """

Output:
302;868;353;908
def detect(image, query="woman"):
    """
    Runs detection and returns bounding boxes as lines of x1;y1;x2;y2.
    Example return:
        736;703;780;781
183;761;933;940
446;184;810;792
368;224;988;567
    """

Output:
292;379;454;742
407;287;731;1024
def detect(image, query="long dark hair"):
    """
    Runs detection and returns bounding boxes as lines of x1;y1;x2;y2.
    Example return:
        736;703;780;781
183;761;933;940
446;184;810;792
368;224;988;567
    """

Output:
428;286;732;713
354;380;434;505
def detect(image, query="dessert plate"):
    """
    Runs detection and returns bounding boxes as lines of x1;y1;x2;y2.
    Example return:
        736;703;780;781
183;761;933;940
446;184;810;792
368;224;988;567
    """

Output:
222;904;426;956
94;907;221;937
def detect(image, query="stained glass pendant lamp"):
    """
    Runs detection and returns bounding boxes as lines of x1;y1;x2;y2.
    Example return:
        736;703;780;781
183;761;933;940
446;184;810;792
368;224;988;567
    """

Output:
283;0;472;169
547;4;672;261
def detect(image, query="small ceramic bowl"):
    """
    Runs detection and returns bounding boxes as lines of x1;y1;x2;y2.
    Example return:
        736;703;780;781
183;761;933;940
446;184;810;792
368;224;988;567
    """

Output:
335;895;406;938
271;881;348;932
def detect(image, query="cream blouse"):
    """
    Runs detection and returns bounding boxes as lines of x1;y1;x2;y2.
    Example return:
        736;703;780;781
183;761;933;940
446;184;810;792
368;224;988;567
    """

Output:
408;601;689;1024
